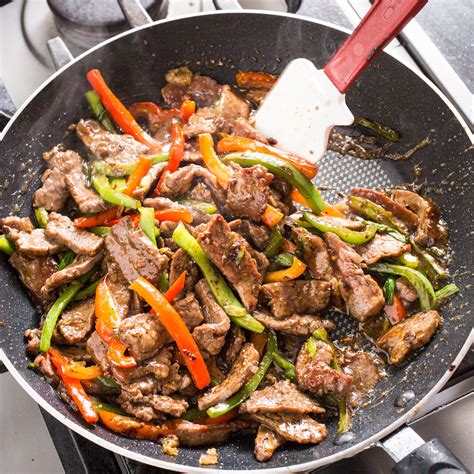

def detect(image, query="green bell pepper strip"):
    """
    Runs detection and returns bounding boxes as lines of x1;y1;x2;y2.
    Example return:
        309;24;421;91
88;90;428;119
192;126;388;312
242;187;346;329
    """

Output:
383;275;396;305
353;117;400;142
263;227;283;258
92;401;127;416
272;352;296;382
92;175;141;209
223;152;326;214
181;408;207;422
303;212;377;245
268;253;294;271
172;223;264;333
94;376;120;389
57;250;76;270
157;271;170;293
370;263;436;311
92;153;169;177
110;178;127;193
395;252;419;268
207;331;277;418
90;226;111;238
85;90;117;133
410;239;448;281
73;278;101;301
178;199;217;215
435;283;459;302
361;220;406;243
0;235;15;256
34;207;49;228
138;207;157;246
154;226;161;238
337;398;352;434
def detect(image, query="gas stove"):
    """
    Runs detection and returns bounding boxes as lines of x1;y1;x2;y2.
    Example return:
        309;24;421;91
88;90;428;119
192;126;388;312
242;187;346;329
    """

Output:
0;1;472;473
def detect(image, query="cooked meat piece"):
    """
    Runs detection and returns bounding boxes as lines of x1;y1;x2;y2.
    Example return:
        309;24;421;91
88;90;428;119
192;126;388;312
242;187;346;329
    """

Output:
33;352;59;385
252;310;334;336
355;233;411;265
82;379;120;397
169;248;200;296
268;177;294;215
105;259;131;319
254;425;285;462
105;217;168;284
292;227;333;280
0;216;34;233
351;188;418;232
4;227;63;256
119;313;170;361
25;328;41;356
131;162;167;201
318;215;365;230
344;352;381;406
9;253;56;307
183;106;220;138
57;298;95;344
377;310;442;365
139;394;188;418
172;292;205;330
218;85;251;134
240;380;325;415
251;413;327;444
144;196;211;225
392;189;447;246
187;75;221;107
296;340;352;397
182;139;202;163
43;252;102;292
324;232;384;321
260;280;331;319
198;343;260;410
118;392;165;422
183;181;214;203
197;215;262;311
86;331;111;374
396;277;418;303
58;346;92;363
45;212;103;256
193;279;231;355
65;172;107;215
219;325;246;369
246;88;268;106
232;220;271;250
162;83;189;108
224;164;274;222
76;119;149;176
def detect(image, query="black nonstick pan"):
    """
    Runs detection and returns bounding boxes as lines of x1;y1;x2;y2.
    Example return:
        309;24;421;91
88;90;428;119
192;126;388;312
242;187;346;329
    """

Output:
0;6;472;473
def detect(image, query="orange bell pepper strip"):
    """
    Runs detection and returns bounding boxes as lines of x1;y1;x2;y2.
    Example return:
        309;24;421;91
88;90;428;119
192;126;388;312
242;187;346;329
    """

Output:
129;277;210;390
106;208;193;228
123;156;152;196
74;207;122;228
49;348;99;424
261;204;284;228
384;294;407;325
264;256;307;283
180;99;196;124
87;69;161;151
217;136;318;179
199;133;232;188
290;189;345;218
200;408;238;425
250;332;269;358
235;71;277;89
62;361;102;380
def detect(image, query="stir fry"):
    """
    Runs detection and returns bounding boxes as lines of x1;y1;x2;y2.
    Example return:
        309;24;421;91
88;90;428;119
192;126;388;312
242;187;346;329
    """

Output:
0;67;458;463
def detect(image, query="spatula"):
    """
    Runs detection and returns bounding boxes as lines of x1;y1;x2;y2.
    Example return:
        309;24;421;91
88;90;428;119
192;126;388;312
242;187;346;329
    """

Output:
254;0;428;164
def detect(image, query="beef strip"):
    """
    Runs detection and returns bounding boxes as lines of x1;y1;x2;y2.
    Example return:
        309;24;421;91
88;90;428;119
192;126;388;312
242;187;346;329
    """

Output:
25;328;41;356
0;216;34;233
9;253;56;307
76;119;149;176
138;394;188;418
64;171;107;215
144;196;211;225
4;227;64;256
169;248;200;296
292;227;333;280
193;279;231;355
162;83;189;108
57;298;95;344
252;310;335;336
197;215;262;311
172;292;205;330
45;212;103;256
355;233;411;265
396;277;418;304
86;331;112;375
344;352;381;407
224;164;274;222
377;310;442;365
105;217;168;284
131;162;167;201
33;352;59;385
105;259;131;319
251;413;327;445
183;181;214;203
187;75;221;107
219;325;246;370
198;343;260;410
254;425;285;462
296;340;352;397
324;232;384;321
218;85;251;134
260;280;331;319
43;252;102;292
232;220;271;250
183;107;220;138
240;380;325;415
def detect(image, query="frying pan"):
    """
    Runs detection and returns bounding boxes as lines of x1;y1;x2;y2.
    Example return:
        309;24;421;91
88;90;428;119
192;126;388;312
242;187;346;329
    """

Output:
0;3;473;472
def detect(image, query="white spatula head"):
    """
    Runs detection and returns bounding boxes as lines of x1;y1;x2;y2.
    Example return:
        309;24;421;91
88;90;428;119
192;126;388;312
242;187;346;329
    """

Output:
254;58;354;164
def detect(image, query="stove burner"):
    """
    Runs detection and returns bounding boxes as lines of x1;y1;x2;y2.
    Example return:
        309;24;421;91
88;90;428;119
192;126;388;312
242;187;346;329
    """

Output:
47;0;168;52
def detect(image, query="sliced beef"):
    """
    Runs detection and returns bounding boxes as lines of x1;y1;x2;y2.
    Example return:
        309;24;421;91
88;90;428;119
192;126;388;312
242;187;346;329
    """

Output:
260;280;331;319
105;259;131;319
183;181;214;203
224;164;274;222
138;394;188;418
33;352;59;385
45;212;103;256
193;279;231;355
344;352;381;406
292;227;333;280
9;253;56;307
324;232;384;321
0;216;34;233
172;292;205;330
296;340;352;397
254;425;285;462
376;310;442;365
241;380;325;415
198;343;260;410
355;233;411;265
396;277;418;304
57;298;95;344
252;310;334;336
76;119;149;176
183;107;220;138
105;217;168;284
43;252;102;292
218;85;251;134
232;220;271;250
144;196;211;225
251;413;327;444
86;331;112;375
392;189;447;246
25;328;41;356
64;171;107;215
183;139;202;163
162;83;189;108
4;227;63;256
187;75;221;107
219;325;246;369
131;162;167;201
169;248;200;296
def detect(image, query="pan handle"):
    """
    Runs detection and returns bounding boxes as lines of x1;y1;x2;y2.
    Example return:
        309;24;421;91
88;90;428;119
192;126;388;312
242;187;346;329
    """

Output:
117;0;153;28
381;426;469;473
47;37;74;71
0;78;17;132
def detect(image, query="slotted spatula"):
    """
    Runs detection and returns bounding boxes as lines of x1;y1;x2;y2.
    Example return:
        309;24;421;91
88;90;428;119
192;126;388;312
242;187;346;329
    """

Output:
254;0;428;163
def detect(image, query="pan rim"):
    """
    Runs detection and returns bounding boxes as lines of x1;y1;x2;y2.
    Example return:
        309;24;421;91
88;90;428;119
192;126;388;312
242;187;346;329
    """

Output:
0;9;472;473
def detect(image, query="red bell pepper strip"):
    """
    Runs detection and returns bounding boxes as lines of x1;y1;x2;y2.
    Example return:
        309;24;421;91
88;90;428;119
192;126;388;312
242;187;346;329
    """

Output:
129;277;210;389
124;155;152;196
149;271;187;315
200;408;238;425
128;101;179;128
49;348;99;424
74;207;122;228
384;294;407;325
106;208;193;228
180;99;196;124
235;71;277;89
199;133;232;188
261;204;284;227
86;69;161;151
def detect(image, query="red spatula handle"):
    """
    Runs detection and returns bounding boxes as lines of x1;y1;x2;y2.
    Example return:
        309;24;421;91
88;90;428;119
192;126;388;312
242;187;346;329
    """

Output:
324;0;427;93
